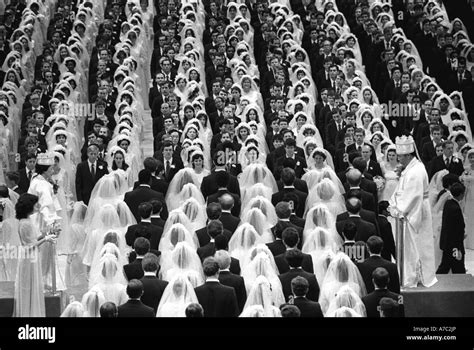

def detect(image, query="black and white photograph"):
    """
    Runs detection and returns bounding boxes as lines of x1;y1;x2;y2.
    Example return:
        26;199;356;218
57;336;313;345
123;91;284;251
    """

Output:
0;0;474;346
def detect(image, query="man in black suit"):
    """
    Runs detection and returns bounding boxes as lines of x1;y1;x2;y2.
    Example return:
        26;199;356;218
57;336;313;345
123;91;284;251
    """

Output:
139;253;168;313
75;144;109;205
437;183;466;274
361;145;383;178
357;236;400;294
282;192;305;228
345;169;376;214
421;125;443;166
123;238;149;281
336;197;377;242
272;168;307;218
124;169;168;222
267;219;287;257
5;172;22;196
201;152;241;198
337;189;380;236
429;140;465;180
351;157;379;204
377;202;396;261
17;153;36;194
274;138;307;180
275;228;314;274
218;194;241;234
197;221;226;262
155;141;183;183
270;202;303;250
278;250;320;303
125;203;163;251
215;250;247;313
206;171;241;217
340;221;359;263
194;257;239;317
325;108;346;156
215;235;241;276
290;276;324;318
195;203;232;247
150;199;166;228
346;129;376;162
117;280;155;317
133;157;168;195
362;268;404;318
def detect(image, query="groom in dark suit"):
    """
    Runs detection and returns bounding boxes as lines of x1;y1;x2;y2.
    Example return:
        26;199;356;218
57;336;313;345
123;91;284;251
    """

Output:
75;144;109;205
124;169;168;222
437;183;467;274
194;257;239;317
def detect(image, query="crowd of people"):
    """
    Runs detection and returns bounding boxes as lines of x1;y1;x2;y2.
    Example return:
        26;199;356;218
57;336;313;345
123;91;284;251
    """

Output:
0;0;473;318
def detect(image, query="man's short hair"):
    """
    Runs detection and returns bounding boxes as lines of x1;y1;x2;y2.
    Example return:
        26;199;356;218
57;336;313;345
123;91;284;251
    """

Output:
367;236;384;254
202;257;220;276
134;237;150;256
343;221;357;240
126;279;144;299
291;276;309;297
138;202;153;219
150;199;163;214
185;303;204;317
100;302;118;317
275;201;291;219
214;249;231;270
280;304;301;317
372;267;390;289
142;252;160;273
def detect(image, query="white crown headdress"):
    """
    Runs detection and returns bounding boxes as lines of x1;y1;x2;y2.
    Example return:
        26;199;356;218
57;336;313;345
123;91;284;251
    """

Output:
395;135;415;155
37;152;55;166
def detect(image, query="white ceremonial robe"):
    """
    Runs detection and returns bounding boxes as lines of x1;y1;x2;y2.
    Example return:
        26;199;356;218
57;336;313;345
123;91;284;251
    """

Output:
389;157;437;289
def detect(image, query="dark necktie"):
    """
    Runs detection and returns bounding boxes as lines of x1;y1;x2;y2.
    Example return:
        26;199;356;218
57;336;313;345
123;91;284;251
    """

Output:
91;164;95;178
28;170;33;182
165;160;171;178
445;157;450;168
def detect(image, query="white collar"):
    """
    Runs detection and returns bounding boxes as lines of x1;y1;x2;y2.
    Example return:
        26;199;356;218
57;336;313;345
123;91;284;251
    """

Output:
221;210;231;213
150;214;161;219
141;219;151;223
283;185;295;189
139;184;151;188
206;277;220;283
87;160;96;167
144;271;157;277
219;268;230;272
279;218;290;222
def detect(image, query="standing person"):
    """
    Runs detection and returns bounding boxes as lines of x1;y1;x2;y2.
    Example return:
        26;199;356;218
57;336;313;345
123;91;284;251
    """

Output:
13;193;56;317
194;257;239;317
389;136;437;288
460;149;474;250
75;144;109;205
27;152;64;291
436;183;467;274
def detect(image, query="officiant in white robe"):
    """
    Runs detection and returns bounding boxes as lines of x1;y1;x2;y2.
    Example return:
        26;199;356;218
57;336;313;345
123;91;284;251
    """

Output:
389;136;437;289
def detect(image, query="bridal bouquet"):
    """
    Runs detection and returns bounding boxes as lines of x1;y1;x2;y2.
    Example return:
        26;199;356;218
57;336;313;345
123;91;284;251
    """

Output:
48;219;62;237
373;176;386;191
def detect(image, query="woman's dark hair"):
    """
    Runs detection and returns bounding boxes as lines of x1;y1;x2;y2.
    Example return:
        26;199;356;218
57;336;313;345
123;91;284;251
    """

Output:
111;149;129;171
191;152;204;168
15;193;39;219
35;163;51;175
